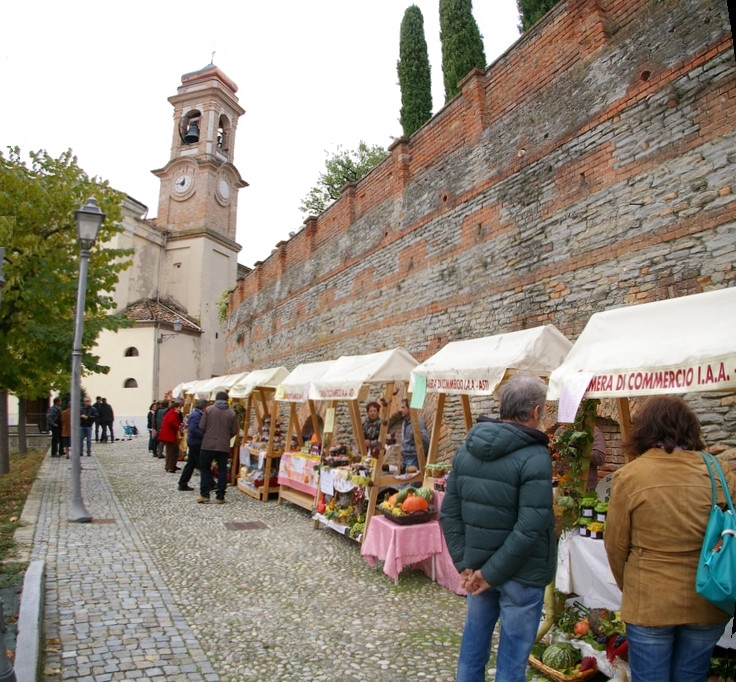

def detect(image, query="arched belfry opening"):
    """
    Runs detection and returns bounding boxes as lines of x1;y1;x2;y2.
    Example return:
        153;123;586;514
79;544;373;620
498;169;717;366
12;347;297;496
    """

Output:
180;110;201;145
217;114;231;156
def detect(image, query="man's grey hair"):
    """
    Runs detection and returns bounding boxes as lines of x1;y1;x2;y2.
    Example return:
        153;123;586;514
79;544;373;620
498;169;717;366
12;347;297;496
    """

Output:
215;391;229;402
498;374;548;422
195;399;208;410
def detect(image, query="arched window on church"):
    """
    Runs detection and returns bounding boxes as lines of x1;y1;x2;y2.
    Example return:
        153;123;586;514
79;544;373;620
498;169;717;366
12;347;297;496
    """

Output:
124;347;139;357
124;378;138;389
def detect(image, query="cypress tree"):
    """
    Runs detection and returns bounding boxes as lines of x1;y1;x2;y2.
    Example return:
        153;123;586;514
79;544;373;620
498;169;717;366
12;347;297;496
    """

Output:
398;5;433;138
517;0;559;31
439;0;486;103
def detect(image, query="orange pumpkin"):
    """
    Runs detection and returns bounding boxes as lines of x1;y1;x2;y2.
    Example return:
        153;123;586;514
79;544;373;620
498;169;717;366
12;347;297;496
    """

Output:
401;495;429;513
387;492;399;508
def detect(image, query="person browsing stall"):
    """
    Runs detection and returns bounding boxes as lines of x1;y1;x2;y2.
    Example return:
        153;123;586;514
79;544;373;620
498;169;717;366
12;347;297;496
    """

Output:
440;374;556;682
197;391;238;504
604;395;736;682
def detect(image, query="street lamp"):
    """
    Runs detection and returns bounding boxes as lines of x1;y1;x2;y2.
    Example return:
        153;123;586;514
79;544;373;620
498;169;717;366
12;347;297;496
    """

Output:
69;198;105;523
158;319;183;343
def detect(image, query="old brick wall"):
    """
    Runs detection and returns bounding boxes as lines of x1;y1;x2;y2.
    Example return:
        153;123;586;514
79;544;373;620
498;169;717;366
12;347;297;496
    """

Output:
227;0;736;456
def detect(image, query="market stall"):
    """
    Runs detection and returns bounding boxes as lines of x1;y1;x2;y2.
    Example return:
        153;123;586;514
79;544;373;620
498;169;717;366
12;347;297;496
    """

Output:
387;325;573;595
309;347;422;542
410;324;573;468
190;371;251;401
548;287;736;430
274;360;335;511
230;366;290;500
547;287;736;653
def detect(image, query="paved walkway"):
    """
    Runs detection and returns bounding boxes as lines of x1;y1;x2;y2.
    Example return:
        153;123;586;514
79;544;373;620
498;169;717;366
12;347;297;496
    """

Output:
20;438;529;681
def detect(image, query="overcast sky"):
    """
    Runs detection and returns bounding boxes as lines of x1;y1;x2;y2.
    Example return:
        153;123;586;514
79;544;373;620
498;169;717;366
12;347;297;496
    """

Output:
2;1;522;267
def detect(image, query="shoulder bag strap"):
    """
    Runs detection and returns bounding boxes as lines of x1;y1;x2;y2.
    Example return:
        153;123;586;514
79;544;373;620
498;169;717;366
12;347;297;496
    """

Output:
701;451;736;515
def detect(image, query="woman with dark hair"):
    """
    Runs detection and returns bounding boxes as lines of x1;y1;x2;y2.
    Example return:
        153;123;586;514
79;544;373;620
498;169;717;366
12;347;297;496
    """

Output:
362;401;382;448
604;395;736;682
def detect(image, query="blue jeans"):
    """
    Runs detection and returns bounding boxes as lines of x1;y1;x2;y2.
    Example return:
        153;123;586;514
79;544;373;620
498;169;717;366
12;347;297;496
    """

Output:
199;449;229;500
626;621;727;682
80;426;93;456
456;580;544;682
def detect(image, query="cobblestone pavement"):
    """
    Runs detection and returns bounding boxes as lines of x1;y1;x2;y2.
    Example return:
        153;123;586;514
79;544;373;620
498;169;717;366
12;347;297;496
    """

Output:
27;438;545;681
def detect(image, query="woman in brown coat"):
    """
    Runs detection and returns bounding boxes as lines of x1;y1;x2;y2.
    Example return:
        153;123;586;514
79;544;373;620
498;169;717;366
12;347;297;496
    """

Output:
605;395;735;682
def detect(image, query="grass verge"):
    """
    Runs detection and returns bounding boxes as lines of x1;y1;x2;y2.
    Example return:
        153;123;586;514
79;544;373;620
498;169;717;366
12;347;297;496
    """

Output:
0;448;46;588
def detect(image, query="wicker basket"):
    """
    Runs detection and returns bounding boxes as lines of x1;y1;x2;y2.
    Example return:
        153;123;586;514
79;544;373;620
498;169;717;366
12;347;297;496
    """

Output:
379;505;436;525
528;655;597;682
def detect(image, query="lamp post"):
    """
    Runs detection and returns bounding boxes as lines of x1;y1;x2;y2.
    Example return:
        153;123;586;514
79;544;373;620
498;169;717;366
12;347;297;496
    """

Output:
69;198;105;523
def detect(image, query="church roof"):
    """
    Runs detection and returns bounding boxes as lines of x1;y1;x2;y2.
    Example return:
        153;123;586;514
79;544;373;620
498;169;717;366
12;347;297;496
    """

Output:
123;298;201;332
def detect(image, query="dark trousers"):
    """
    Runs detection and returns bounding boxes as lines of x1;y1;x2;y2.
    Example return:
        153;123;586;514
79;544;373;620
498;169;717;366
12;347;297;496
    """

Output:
178;443;201;488
163;441;179;472
199;449;229;500
50;426;63;457
99;421;114;442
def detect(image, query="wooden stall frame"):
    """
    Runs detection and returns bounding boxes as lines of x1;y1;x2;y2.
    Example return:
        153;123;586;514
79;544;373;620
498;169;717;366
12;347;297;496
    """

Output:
235;385;284;501
277;399;323;511
312;382;427;542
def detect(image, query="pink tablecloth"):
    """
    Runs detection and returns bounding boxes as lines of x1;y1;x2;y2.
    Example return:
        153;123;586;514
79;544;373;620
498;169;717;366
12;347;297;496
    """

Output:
361;490;467;595
416;490;466;595
361;515;444;582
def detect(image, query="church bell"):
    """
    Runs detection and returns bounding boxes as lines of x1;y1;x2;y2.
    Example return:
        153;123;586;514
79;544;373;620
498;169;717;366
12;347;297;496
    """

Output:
183;122;199;144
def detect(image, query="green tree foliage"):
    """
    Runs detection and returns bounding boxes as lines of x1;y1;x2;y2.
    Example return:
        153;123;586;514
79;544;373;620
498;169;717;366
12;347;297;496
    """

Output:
439;0;486;103
398;5;433;138
517;0;558;31
299;141;388;217
0;148;133;466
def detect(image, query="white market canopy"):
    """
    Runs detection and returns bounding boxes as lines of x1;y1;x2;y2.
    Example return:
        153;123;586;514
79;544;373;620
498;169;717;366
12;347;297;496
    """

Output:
171;380;196;400
229;366;290;399
310;347;419;401
180;378;213;399
192;372;252;400
548;288;736;420
275;360;336;403
410;325;573;397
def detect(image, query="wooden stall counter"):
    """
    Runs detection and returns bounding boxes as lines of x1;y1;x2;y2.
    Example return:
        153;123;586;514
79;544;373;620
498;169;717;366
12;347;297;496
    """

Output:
278;450;320;511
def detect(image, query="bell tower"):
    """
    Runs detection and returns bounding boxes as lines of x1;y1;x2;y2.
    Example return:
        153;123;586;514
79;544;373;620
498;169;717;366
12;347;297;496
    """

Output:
150;63;246;379
152;63;247;241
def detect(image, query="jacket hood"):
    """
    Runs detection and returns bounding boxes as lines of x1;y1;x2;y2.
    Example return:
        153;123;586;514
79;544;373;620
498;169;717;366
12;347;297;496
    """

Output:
465;419;548;462
214;400;230;409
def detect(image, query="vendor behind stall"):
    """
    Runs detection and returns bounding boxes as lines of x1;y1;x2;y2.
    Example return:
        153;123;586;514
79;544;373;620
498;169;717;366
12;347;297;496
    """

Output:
363;401;382;456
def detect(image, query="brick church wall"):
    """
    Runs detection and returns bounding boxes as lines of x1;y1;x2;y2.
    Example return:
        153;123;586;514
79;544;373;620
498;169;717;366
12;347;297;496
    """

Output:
226;0;736;454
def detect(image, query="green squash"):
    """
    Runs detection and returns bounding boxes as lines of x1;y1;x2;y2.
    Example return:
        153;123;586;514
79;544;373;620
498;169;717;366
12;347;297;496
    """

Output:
414;487;433;503
541;642;580;671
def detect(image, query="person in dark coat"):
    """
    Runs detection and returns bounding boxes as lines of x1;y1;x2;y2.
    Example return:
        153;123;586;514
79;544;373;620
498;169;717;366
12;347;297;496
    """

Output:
146;402;157;455
97;398;114;443
154;400;170;458
178;399;206;491
46;397;63;457
440;374;555;682
79;396;98;456
198;391;238;504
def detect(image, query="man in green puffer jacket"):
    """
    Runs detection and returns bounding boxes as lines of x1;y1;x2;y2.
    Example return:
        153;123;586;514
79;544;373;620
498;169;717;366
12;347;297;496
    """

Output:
440;373;556;682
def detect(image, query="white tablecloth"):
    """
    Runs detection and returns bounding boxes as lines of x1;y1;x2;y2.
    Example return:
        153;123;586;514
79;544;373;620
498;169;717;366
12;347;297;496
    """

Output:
556;531;735;649
555;531;622;610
